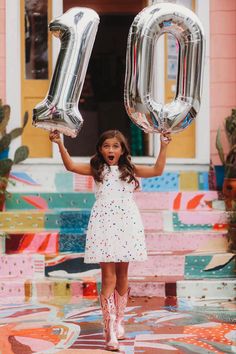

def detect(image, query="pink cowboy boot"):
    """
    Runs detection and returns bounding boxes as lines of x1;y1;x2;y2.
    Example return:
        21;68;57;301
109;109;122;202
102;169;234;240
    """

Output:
100;292;119;351
114;287;130;340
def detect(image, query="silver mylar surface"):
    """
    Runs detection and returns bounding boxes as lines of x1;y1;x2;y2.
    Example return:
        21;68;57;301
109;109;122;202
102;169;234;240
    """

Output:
33;8;100;137
124;3;205;134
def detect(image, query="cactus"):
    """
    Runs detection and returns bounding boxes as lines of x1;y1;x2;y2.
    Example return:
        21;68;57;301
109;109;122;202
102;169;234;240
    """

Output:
13;146;29;164
0;100;29;209
0;100;10;136
0;134;11;154
216;108;236;178
0;159;13;177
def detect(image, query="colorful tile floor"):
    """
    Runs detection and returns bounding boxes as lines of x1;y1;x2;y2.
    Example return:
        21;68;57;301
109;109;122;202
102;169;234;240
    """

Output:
0;296;235;353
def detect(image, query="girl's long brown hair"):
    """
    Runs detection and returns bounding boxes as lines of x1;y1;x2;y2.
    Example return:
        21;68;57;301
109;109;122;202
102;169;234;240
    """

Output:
90;130;139;189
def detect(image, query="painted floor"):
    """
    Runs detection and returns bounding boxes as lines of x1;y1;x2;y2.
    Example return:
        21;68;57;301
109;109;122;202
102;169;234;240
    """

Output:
0;296;235;354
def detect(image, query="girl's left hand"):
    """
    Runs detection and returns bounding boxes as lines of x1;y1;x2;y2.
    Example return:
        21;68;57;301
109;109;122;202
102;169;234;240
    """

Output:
160;133;172;145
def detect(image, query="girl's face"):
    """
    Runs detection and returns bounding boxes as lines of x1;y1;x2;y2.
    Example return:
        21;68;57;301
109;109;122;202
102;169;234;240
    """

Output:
99;137;123;166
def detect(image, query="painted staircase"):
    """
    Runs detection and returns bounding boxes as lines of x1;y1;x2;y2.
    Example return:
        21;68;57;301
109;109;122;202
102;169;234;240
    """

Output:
0;167;235;304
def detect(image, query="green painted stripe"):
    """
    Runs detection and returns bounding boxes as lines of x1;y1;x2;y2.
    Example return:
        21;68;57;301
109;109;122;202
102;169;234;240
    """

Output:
5;193;95;210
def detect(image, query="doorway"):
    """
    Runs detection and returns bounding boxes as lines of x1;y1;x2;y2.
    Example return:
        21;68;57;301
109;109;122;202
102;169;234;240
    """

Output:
63;0;148;157
64;14;149;157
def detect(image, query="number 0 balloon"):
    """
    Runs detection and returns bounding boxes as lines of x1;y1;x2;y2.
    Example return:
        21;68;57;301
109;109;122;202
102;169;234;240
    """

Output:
33;8;100;137
124;3;205;134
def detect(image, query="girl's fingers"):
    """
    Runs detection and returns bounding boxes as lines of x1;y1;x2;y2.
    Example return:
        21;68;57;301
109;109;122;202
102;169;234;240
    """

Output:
160;133;172;144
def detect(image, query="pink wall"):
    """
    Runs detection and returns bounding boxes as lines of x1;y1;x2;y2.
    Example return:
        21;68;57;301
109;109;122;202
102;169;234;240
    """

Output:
0;0;5;101
210;0;236;165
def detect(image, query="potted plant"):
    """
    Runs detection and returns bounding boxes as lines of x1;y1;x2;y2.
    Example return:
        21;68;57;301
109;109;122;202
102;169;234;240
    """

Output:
216;108;236;209
0;99;29;211
226;201;236;254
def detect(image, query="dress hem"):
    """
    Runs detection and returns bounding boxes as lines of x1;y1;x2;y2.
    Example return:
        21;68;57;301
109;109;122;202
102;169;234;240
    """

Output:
84;257;148;264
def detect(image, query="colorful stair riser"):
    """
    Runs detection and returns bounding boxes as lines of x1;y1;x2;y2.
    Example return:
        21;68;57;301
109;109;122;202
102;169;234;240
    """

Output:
8;170;210;193
0;251;234;282
5;191;221;211
3;231;228;255
0;210;227;233
0;278;100;304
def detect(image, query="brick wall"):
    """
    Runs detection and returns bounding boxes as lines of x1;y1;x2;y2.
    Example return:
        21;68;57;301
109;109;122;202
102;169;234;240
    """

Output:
210;0;236;164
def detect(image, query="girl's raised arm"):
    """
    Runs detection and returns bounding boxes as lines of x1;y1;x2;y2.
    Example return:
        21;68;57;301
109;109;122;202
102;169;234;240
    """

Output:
134;134;171;178
49;131;92;176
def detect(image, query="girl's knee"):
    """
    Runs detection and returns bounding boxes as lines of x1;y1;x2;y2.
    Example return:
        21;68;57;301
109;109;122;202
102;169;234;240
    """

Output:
102;276;116;289
102;272;116;284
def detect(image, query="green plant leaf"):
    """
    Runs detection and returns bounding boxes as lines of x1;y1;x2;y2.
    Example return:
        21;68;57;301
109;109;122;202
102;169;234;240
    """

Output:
0;159;13;176
215;128;225;165
23;111;29;128
0;232;10;238
13;145;29;164
0;133;11;153
0;104;10;135
9;127;23;140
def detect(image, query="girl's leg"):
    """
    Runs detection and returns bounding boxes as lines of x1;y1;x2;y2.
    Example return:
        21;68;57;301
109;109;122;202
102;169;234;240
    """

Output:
115;262;129;295
99;262;119;351
114;262;130;340
100;262;116;297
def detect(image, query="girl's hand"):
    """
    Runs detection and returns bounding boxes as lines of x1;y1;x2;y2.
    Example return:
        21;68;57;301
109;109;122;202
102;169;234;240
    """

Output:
160;132;172;146
49;130;61;144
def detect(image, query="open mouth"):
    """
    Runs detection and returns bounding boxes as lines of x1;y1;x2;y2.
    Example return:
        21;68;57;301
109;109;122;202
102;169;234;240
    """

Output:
108;156;114;161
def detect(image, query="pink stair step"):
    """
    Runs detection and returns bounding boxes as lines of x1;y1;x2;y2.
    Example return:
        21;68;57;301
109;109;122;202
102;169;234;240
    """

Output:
141;210;226;232
135;191;220;211
129;275;183;297
129;253;185;277
0;254;45;279
129;277;165;297
145;231;228;252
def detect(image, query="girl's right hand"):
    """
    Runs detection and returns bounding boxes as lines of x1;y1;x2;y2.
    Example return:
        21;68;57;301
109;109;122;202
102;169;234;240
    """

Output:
49;130;61;144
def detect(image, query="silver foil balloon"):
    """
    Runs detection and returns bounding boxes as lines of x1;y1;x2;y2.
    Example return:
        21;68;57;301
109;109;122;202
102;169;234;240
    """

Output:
124;3;205;134
33;8;100;137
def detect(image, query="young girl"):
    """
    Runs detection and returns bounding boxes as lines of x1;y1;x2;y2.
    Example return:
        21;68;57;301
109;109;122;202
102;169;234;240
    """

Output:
50;129;171;351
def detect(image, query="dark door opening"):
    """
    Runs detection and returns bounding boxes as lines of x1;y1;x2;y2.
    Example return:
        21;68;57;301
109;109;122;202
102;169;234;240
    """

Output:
63;12;148;157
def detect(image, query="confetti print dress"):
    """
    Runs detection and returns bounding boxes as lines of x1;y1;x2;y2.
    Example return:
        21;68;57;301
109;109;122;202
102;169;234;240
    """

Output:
84;165;147;263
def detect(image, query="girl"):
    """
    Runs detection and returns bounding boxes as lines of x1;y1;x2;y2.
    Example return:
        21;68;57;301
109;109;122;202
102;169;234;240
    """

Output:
50;129;171;351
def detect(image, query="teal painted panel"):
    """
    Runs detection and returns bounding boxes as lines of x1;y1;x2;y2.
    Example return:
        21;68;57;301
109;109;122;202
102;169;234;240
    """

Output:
60;233;86;252
45;210;91;233
44;212;61;230
55;172;73;191
173;213;213;231
5;193;95;210
184;254;236;279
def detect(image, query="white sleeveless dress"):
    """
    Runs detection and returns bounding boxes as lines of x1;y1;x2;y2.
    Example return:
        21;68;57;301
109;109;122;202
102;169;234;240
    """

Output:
84;165;147;263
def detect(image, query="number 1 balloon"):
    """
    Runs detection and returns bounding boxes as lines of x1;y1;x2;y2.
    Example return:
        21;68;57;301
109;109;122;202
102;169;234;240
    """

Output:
33;8;100;137
124;3;205;134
